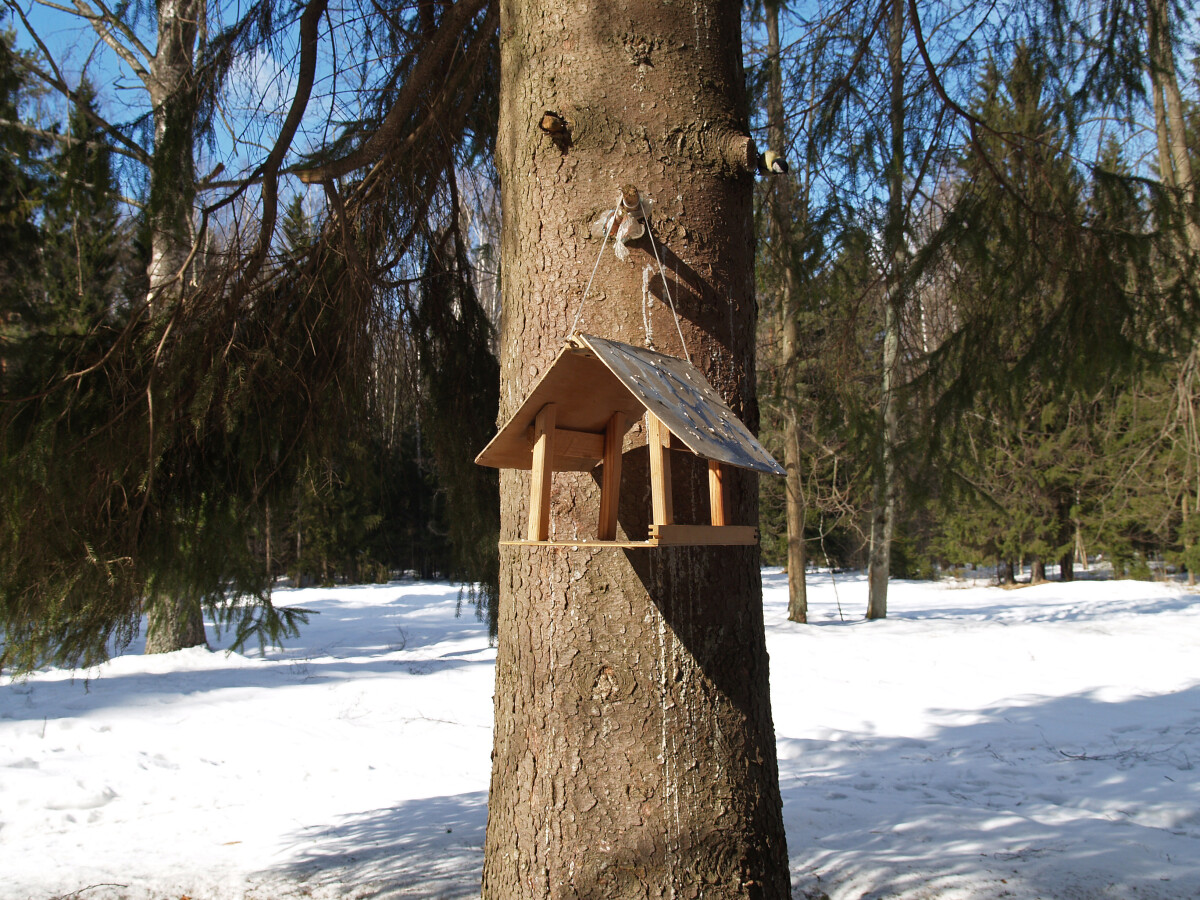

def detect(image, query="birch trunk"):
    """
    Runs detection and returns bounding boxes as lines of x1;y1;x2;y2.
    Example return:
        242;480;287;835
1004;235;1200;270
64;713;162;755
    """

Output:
145;0;200;310
143;0;206;654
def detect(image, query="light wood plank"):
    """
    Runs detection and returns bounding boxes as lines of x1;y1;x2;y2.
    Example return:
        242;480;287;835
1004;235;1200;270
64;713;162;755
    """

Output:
500;539;656;548
527;403;557;542
598;412;626;540
557;428;605;461
522;426;606;467
475;346;645;470
649;524;758;546
708;459;728;526
647;412;673;526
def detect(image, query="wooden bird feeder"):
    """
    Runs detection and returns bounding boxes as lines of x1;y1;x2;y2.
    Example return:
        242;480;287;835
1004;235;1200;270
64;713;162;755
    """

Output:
475;334;786;547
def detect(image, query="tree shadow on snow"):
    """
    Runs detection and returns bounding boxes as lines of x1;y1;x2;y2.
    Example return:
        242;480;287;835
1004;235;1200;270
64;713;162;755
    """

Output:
779;686;1200;899
0;585;493;723
252;791;487;899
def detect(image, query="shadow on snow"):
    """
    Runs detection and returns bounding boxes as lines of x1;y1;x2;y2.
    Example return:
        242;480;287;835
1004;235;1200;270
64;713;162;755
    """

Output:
0;582;493;723
253;791;488;899
779;686;1200;899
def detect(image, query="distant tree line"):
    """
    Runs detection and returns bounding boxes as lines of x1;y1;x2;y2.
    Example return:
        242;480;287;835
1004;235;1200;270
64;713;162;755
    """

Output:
753;0;1200;609
6;0;1200;675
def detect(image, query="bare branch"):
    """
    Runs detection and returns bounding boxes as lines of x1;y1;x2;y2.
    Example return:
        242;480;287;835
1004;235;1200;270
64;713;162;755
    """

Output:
215;0;329;298
298;0;490;183
5;1;153;166
26;0;153;85
0;115;126;155
86;0;154;63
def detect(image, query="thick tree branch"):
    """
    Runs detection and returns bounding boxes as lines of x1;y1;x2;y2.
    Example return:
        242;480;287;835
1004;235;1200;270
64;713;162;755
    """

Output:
349;1;497;208
218;0;328;298
298;0;489;184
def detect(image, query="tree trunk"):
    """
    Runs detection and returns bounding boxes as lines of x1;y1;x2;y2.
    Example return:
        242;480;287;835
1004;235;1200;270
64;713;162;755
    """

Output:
997;559;1014;586
266;501;274;595
143;0;205;654
1147;0;1200;255
144;589;207;654
765;0;808;624
1184;490;1196;586
145;0;200;310
866;296;899;619
1059;552;1074;582
482;1;791;897
1148;0;1200;591
1031;559;1046;584
866;0;907;621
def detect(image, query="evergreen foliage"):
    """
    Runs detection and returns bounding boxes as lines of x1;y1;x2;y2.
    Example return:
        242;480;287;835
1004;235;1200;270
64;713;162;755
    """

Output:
10;0;1200;675
0;23;46;382
409;175;500;635
1;0;503;671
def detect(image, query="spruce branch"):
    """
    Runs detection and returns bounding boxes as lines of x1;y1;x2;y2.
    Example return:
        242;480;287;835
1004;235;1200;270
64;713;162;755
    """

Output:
296;0;490;184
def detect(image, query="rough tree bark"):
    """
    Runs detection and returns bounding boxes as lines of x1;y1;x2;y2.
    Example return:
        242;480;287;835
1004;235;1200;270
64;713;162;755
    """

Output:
481;0;791;896
764;0;808;625
143;0;207;655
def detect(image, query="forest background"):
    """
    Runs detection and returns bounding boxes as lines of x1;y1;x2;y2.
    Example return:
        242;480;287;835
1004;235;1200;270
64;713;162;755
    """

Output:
2;0;1200;671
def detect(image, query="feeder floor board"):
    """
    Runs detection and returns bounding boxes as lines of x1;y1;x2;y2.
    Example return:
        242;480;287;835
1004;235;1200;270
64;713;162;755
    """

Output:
499;525;757;548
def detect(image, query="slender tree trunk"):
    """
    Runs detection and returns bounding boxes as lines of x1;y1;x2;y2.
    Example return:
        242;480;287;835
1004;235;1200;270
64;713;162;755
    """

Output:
143;0;206;655
1147;0;1200;254
765;0;808;624
266;501;273;595
867;0;906;621
482;1;791;896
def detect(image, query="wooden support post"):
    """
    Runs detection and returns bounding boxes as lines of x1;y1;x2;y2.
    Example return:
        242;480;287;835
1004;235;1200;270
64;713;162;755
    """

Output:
708;459;727;526
647;412;673;526
598;411;626;541
528;403;557;541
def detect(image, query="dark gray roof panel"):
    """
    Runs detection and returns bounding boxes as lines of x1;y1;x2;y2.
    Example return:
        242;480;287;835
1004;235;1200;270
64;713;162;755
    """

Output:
577;335;786;476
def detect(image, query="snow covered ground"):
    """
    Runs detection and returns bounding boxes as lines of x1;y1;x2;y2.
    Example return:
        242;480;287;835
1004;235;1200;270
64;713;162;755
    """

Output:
2;570;1198;899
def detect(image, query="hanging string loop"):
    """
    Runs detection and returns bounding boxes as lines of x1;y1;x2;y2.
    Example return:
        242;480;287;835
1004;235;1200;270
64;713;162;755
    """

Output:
570;185;692;365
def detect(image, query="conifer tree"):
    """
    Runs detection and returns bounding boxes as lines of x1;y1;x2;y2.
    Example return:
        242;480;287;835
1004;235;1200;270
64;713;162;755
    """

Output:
39;81;125;332
0;21;45;383
2;0;504;673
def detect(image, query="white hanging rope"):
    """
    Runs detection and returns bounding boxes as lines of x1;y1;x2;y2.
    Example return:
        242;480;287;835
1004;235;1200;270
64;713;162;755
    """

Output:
640;197;692;365
570;216;612;335
569;190;693;367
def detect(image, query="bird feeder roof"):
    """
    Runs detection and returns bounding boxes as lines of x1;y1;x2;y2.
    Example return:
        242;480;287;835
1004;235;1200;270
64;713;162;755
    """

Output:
475;334;785;476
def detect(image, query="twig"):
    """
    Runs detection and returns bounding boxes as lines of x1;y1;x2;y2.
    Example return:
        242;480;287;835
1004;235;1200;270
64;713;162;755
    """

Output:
48;885;128;900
